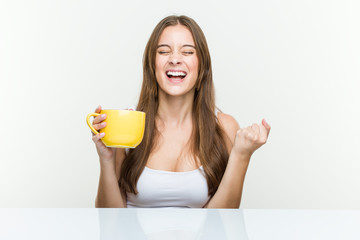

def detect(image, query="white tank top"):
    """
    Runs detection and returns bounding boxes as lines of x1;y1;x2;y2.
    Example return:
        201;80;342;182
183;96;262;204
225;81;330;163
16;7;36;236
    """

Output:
126;108;219;208
126;166;210;208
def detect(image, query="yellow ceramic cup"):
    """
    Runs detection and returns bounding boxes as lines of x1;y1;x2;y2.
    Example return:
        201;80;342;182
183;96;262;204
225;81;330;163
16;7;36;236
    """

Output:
86;109;146;148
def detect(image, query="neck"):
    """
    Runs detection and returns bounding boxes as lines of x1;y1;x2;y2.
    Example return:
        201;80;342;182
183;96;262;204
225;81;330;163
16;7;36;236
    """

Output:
157;90;195;128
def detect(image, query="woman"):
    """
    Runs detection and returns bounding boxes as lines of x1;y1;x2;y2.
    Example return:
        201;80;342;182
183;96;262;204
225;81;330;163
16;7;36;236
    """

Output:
91;15;270;208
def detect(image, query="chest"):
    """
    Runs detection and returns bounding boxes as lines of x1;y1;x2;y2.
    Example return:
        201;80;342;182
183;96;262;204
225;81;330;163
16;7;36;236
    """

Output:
147;126;200;172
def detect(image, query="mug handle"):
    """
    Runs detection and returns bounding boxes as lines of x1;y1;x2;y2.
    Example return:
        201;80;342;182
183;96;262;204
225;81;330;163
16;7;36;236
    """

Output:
86;113;101;135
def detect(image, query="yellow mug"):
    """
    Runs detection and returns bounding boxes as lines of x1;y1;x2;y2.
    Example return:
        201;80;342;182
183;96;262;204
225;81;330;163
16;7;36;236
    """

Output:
86;109;146;148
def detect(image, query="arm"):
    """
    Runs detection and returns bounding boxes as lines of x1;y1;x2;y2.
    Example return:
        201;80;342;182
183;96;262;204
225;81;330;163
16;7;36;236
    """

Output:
95;148;127;208
205;114;271;208
91;106;127;208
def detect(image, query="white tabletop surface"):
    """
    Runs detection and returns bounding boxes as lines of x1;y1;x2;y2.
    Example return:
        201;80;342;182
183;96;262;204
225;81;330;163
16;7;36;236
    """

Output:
0;208;359;240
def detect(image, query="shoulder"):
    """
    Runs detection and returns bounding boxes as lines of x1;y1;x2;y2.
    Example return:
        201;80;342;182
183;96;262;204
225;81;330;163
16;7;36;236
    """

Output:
216;112;240;145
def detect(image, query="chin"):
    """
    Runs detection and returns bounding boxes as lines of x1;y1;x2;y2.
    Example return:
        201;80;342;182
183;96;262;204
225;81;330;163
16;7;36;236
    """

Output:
160;87;194;97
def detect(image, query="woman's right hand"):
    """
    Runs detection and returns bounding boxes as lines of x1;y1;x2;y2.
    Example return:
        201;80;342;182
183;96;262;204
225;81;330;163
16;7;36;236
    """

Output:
91;105;116;164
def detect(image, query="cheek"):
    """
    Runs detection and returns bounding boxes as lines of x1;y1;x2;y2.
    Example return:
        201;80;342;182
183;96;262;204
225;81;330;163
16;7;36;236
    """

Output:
155;60;161;73
189;56;199;71
155;57;167;74
190;59;199;75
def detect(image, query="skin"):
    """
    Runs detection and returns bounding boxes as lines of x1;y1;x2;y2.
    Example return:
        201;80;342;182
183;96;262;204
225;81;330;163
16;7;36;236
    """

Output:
149;25;200;171
92;25;271;208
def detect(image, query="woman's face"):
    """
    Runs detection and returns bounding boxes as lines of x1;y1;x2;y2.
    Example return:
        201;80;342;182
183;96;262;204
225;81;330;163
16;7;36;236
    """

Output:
155;25;199;97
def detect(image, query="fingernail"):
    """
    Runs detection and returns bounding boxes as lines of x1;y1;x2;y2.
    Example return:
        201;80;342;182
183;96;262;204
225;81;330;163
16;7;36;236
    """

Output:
101;114;106;118
100;132;105;137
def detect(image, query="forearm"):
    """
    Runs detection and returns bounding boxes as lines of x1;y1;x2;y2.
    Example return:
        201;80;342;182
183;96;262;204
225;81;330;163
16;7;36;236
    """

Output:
205;150;250;208
95;163;126;208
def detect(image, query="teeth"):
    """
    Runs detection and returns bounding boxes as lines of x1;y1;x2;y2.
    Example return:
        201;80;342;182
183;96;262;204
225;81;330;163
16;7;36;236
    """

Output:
167;71;186;77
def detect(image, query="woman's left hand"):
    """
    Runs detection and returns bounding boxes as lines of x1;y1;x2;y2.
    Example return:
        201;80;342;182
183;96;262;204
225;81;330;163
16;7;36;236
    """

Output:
233;119;271;157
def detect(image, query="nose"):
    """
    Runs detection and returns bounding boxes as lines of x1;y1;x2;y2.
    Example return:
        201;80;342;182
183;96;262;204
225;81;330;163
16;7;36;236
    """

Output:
168;52;182;65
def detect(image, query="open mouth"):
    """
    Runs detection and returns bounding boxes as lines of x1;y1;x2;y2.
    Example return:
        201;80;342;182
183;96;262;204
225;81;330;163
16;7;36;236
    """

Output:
166;70;187;81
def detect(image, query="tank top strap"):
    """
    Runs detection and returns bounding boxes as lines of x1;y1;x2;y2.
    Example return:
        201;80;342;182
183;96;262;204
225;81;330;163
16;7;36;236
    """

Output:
215;107;223;120
215;108;220;117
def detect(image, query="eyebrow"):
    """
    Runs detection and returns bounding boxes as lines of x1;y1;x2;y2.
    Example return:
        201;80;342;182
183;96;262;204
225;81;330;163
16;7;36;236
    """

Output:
157;44;196;49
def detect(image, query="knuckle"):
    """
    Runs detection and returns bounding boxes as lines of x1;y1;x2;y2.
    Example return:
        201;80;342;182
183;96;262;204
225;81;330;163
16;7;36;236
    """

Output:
257;137;266;144
93;117;100;124
93;122;105;131
92;133;102;142
236;129;242;136
92;135;97;142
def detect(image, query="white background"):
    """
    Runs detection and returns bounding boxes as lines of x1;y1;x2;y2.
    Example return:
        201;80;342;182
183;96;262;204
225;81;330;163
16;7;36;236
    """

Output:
0;0;359;208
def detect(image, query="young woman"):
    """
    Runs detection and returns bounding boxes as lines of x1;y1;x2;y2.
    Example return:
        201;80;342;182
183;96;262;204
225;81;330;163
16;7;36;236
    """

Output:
91;15;270;208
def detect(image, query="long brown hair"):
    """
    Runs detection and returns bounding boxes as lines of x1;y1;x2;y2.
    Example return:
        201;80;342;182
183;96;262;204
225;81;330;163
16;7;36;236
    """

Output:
119;15;229;197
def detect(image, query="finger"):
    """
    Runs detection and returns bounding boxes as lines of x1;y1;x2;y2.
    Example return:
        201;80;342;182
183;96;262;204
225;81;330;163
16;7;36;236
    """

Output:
246;131;255;141
93;121;107;131
92;132;105;144
93;113;107;125
92;133;108;152
95;105;102;113
236;128;243;139
251;124;260;136
258;120;270;143
246;125;256;137
241;126;254;140
261;119;271;136
92;105;105;125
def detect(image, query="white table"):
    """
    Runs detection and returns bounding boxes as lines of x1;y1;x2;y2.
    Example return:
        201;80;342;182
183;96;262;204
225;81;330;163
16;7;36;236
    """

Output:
0;208;359;240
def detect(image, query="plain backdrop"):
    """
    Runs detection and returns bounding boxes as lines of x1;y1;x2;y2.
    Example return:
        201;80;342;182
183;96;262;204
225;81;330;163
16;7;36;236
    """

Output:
0;0;359;208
